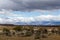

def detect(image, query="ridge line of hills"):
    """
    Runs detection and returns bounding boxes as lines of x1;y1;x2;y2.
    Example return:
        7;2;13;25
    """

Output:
0;24;60;27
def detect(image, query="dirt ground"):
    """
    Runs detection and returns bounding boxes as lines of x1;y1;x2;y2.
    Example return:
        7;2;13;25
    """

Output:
0;26;60;40
0;34;60;40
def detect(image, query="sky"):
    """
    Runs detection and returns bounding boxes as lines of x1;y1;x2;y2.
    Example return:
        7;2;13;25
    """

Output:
0;0;60;25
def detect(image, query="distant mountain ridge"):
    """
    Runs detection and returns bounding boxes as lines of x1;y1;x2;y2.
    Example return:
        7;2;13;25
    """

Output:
0;21;60;26
0;24;15;26
15;21;60;25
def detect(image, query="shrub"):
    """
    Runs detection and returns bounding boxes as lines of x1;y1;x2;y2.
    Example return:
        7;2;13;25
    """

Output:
3;28;11;36
13;26;22;32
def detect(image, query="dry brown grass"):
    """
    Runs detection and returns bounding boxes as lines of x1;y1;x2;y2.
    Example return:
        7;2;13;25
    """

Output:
0;34;60;40
0;25;60;40
0;26;15;30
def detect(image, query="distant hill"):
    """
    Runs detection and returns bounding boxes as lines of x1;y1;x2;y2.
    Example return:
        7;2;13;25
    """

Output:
0;24;60;27
0;24;15;26
15;21;60;25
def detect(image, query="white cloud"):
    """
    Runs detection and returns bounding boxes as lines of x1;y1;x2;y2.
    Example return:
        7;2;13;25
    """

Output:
10;17;35;22
4;15;60;23
0;9;60;24
0;18;15;24
35;15;60;21
0;15;60;24
0;9;22;17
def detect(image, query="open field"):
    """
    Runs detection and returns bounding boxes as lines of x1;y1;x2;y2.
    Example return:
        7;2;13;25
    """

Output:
0;33;60;40
0;25;60;40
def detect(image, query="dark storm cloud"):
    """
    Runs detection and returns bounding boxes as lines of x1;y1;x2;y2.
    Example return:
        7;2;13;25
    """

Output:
0;0;60;11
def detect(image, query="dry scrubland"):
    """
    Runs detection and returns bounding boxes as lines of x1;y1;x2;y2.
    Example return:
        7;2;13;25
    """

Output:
0;34;60;40
0;25;60;40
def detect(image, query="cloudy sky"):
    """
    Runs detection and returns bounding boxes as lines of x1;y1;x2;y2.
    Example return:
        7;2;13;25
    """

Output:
0;0;60;25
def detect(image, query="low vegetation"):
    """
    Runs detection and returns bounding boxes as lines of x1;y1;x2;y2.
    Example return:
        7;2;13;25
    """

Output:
0;25;60;40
